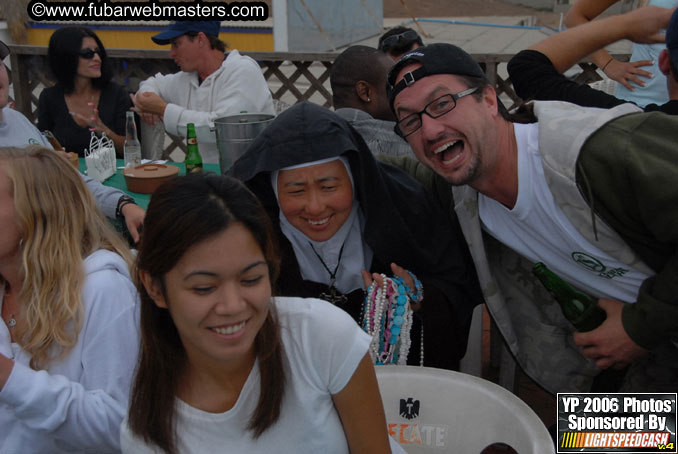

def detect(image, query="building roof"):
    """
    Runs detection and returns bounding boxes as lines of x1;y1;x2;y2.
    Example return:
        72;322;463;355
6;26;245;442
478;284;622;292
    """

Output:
349;16;631;55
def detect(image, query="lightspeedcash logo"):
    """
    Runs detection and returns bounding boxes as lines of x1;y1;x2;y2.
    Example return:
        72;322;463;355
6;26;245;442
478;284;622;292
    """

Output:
558;393;677;453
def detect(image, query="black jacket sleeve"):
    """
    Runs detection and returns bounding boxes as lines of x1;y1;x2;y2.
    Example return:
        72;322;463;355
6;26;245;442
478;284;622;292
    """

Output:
37;88;55;134
508;49;627;109
109;83;131;136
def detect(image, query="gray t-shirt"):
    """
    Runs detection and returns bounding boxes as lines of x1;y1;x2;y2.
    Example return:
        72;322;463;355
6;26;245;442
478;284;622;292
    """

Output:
335;107;414;158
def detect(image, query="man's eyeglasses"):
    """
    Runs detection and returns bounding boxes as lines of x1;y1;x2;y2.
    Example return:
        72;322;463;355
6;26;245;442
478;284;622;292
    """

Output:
394;87;479;138
379;30;420;52
78;48;103;60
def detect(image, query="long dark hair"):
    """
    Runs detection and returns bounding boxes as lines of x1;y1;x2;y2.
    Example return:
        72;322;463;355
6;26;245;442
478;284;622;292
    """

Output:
129;174;284;454
47;26;113;93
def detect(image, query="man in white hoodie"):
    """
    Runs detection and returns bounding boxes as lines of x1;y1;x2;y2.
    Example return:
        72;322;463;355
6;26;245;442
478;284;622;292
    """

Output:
132;21;274;164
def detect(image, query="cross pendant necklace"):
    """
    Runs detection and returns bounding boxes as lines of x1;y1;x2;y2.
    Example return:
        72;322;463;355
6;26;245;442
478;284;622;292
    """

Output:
310;242;347;305
321;277;347;305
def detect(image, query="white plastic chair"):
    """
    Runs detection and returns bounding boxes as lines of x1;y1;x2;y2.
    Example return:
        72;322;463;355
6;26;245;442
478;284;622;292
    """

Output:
376;365;555;454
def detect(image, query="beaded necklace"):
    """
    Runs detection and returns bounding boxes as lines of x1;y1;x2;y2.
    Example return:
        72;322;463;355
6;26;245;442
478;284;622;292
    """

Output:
362;274;419;365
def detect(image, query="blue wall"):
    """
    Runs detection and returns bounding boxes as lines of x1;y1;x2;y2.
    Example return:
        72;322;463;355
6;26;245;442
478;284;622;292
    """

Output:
287;0;383;51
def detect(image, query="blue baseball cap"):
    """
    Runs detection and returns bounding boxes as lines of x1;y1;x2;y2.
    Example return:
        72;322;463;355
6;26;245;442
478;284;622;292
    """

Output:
667;8;678;70
151;21;221;45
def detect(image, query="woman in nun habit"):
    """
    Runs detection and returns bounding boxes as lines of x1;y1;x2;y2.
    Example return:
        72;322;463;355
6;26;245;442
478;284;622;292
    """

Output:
229;102;483;370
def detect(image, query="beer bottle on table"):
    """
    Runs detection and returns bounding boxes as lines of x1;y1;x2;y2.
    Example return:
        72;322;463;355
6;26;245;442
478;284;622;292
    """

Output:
185;123;203;174
124;111;141;168
532;262;606;332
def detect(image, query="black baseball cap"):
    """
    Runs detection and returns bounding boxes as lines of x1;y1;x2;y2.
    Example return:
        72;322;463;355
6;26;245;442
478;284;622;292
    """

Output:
666;8;678;70
0;39;9;61
387;43;486;107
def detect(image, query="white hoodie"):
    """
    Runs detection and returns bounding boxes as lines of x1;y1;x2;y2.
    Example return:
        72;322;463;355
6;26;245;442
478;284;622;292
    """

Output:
138;49;275;164
0;249;140;453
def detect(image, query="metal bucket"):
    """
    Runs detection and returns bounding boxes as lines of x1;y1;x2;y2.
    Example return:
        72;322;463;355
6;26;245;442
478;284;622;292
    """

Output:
213;113;274;172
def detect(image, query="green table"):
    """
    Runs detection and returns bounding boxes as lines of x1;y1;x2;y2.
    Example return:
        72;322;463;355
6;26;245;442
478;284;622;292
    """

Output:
79;159;221;209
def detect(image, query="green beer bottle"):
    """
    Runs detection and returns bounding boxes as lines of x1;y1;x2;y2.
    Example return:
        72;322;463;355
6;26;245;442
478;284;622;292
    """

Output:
185;123;203;174
532;262;606;332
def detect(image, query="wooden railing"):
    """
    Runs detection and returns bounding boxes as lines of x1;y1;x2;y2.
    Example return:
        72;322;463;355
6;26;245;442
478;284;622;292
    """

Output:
6;45;626;158
7;45;339;121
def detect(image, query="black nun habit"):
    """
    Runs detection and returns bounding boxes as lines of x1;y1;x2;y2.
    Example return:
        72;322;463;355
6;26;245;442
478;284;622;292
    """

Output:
229;102;483;369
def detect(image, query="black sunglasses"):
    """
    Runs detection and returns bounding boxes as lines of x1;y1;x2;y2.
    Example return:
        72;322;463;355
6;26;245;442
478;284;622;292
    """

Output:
78;48;103;59
379;30;420;52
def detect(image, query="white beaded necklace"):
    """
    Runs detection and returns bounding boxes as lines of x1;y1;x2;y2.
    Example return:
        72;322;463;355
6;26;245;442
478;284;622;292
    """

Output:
362;274;418;366
364;275;388;361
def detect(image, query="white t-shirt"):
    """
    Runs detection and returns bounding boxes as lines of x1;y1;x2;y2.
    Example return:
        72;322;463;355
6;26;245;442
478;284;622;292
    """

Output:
478;122;651;302
121;296;403;454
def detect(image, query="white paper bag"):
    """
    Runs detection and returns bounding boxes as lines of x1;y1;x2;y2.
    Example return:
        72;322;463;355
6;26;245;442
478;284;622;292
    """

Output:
84;133;116;182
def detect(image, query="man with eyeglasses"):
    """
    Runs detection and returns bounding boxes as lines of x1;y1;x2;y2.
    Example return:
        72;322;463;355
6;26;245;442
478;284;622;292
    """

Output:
387;43;678;394
378;27;423;61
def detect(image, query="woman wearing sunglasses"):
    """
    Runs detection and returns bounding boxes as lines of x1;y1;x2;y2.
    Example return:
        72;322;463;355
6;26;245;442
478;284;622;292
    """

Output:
378;27;423;61
38;26;130;156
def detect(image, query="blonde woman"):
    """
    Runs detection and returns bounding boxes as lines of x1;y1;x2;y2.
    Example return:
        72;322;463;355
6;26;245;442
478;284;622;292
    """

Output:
0;146;139;453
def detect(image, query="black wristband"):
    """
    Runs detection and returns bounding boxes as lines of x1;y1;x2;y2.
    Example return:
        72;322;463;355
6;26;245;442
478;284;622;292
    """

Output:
116;195;136;219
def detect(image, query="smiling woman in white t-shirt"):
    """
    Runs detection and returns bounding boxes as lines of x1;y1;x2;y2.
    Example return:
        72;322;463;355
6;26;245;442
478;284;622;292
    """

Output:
122;174;399;454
